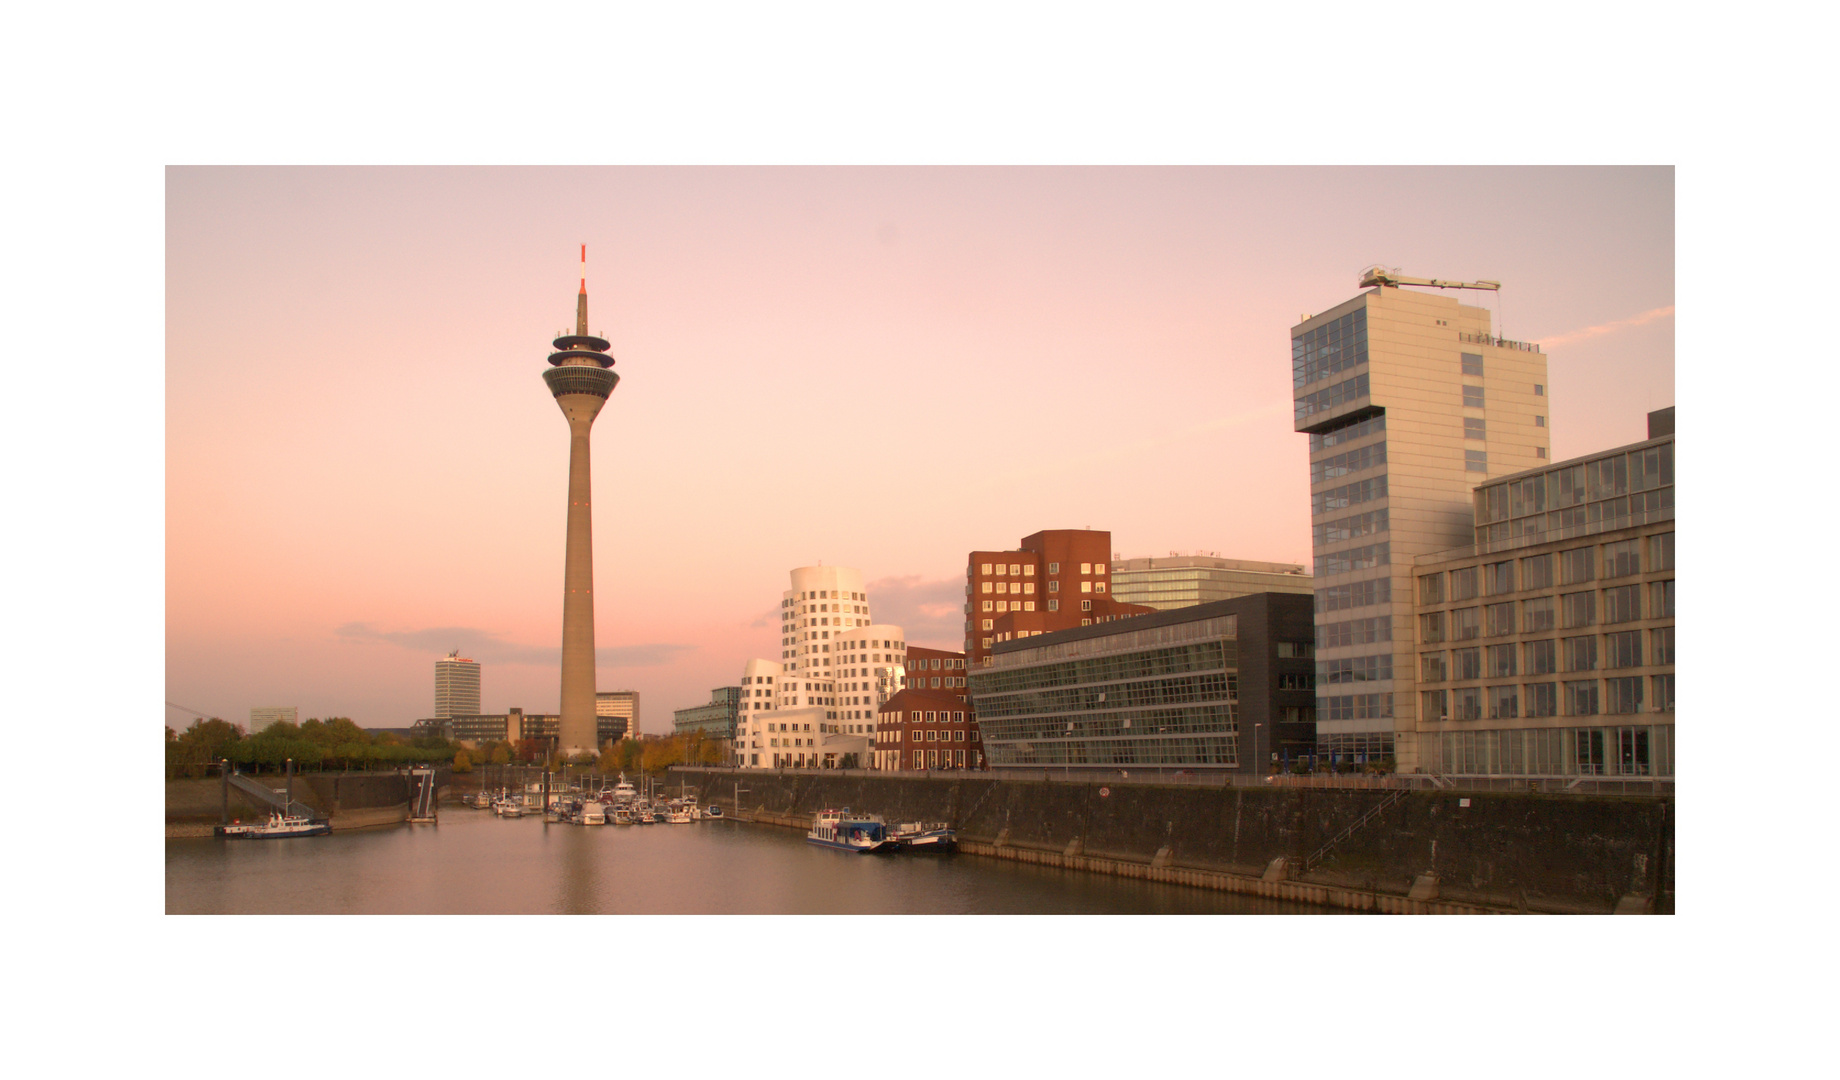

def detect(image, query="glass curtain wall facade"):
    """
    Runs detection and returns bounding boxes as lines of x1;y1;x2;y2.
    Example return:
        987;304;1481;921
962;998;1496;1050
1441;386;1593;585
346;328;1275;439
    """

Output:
1109;555;1312;610
972;613;1240;769
1293;287;1550;771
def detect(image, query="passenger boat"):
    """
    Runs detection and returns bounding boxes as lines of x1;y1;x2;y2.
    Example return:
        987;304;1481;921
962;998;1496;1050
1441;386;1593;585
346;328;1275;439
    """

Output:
890;822;957;852
668;805;693;824
611;807;634;825
220;811;331;839
580;801;605;825
806;808;897;853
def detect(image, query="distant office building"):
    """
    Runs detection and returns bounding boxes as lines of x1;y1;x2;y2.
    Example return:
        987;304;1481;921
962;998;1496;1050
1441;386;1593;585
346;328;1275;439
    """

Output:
876;687;982;771
733;565;907;769
248;706;297;733
967;529;1155;668
421;708;558;747
1293;275;1552;771
596;690;640;741
1110;555;1313;610
434;651;481;719
674;686;742;740
970;593;1318;773
1409;411;1674;778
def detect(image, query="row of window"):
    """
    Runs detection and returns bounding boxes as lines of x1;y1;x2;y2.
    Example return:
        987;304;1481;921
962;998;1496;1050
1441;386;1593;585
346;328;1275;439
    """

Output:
1314;508;1389;547
1296;373;1370;423
1476;443;1674;524
1421;536;1674;604
1311;442;1386;485
1318;616;1391;648
1419;581;1673;640
1422;627;1673;681
1309;413;1385;454
1316;542;1388;578
1319;653;1392;685
1312;475;1387;516
1316;577;1390;613
1423;674;1674;720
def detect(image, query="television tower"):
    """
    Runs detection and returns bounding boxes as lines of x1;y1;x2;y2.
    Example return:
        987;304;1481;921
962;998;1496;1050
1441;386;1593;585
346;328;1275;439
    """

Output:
543;244;619;758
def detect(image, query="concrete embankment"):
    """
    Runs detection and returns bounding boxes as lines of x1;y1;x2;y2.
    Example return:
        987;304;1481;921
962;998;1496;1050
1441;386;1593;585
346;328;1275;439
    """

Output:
675;768;1673;914
165;770;452;836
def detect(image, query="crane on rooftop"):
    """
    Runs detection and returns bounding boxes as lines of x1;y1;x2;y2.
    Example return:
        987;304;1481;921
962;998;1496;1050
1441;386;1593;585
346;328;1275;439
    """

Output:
1359;265;1500;291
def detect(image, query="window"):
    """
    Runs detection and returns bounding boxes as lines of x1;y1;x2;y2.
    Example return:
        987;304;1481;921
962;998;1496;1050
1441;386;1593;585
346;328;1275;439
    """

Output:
1653;673;1675;713
1453;687;1483;721
1603;539;1641;578
1488;685;1518;720
981;601;992;612
1278;672;1315;691
1023;582;1035;594
1024;565;1034;576
1560;547;1594;584
1080;600;1092;611
1603;585;1642;624
1048;562;1059;574
1651;580;1675;618
1605;630;1643;669
1465;450;1488;472
1565;680;1600;716
1525;682;1557;717
1562;591;1595;628
981;619;993;631
1047;599;1059;612
1487;643;1517;677
1463;385;1485;408
1024;601;1035;612
1534;383;1545;396
1277;641;1316;658
1081;581;1092;593
1464;417;1487;440
1536;447;1548;459
1523;595;1555;632
1450;567;1478;601
1525;639;1557;676
1461;352;1483;377
981;581;992;594
1095;582;1107;593
1522;553;1555;590
1536;415;1546;427
1652;626;1674;665
1420;652;1447;682
1422;689;1449;721
1606;676;1643;715
1419;611;1445;644
1564;635;1598;672
1484;561;1515;595
1452;647;1482;681
1048;581;1059;593
1419;573;1445;605
1485;602;1515;637
1451;607;1480;640
1650;532;1674;572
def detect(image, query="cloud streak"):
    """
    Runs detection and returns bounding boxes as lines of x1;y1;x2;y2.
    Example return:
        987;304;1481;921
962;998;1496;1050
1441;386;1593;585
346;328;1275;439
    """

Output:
866;574;965;649
1538;305;1674;351
333;622;696;667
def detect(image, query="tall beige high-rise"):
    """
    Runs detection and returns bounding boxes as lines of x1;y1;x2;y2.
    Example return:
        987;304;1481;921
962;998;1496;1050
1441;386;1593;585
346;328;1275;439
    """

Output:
542;246;620;757
1293;277;1549;772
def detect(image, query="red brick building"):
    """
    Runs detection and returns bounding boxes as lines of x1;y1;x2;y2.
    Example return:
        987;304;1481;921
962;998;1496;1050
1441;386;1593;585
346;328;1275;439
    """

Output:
967;529;1155;666
875;687;982;771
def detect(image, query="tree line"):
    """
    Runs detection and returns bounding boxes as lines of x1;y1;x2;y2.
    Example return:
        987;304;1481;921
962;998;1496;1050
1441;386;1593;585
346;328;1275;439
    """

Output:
167;719;727;780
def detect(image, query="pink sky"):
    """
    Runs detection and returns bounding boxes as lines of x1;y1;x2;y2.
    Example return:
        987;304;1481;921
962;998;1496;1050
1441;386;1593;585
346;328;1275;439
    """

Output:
165;166;1673;731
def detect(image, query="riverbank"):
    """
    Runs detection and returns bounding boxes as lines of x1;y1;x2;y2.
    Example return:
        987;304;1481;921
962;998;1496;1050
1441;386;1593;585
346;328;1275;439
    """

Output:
676;768;1672;914
165;770;452;837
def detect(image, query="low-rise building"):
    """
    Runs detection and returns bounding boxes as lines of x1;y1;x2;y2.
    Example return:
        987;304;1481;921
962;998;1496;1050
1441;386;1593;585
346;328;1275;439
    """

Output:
969;592;1318;773
249;706;298;733
875;687;982;771
674;686;742;741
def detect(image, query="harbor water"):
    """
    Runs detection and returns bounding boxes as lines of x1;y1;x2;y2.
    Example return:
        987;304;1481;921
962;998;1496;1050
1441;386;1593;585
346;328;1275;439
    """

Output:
165;807;1352;915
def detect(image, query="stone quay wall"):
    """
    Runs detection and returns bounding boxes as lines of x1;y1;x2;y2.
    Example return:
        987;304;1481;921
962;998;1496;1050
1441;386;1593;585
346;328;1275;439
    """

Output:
674;768;1673;914
165;769;452;836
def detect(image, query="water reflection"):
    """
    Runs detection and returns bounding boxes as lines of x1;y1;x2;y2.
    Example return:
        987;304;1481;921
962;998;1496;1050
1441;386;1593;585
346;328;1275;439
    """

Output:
166;810;1353;915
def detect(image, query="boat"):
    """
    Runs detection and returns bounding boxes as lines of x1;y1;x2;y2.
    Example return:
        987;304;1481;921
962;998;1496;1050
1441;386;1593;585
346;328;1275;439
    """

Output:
668;804;694;824
890;822;958;852
704;804;724;820
806;808;897;853
580;801;605;825
611;807;634;825
219;810;331;839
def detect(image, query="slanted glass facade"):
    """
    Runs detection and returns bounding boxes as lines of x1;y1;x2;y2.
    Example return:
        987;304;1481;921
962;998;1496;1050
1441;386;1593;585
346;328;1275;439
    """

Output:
971;615;1240;768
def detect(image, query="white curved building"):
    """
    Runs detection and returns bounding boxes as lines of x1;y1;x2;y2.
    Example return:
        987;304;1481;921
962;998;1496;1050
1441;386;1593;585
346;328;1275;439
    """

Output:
733;566;909;768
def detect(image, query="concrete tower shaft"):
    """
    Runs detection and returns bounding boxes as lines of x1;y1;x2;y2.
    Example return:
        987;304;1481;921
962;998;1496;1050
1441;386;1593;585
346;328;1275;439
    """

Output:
544;244;620;757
